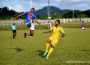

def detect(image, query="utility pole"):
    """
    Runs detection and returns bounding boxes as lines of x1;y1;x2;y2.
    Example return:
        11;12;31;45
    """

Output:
73;9;74;22
48;0;50;19
48;0;51;29
30;0;32;8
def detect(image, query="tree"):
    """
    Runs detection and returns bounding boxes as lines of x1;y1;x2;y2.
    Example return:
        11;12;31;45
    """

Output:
77;14;88;18
51;13;62;19
0;7;18;20
63;11;73;18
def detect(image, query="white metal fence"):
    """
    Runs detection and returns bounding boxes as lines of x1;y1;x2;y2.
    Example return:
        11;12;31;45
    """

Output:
0;18;90;30
0;18;90;25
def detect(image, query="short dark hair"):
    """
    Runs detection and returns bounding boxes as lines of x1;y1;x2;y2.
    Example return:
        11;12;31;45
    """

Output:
31;8;35;11
13;23;15;25
56;20;60;24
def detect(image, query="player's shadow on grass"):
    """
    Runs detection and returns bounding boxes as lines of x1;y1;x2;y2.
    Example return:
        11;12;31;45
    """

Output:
14;47;24;52
82;49;90;51
10;37;13;38
10;37;15;39
37;50;44;57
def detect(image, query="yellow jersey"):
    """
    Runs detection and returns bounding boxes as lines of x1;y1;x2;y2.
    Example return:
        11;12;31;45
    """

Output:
49;26;65;45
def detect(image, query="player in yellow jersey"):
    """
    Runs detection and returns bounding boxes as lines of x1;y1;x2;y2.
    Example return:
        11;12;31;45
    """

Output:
43;20;65;60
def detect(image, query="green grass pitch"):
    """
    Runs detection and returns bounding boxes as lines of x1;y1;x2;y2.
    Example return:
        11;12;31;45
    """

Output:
0;28;90;65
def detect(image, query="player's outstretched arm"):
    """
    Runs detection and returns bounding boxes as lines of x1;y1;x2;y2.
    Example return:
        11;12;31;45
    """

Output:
60;27;65;38
34;19;41;24
43;30;51;33
61;33;65;37
43;26;53;33
14;13;23;20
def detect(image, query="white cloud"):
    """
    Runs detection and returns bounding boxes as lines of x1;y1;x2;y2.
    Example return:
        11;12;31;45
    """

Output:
68;0;81;2
12;4;24;12
7;6;12;10
0;0;90;11
51;0;62;2
64;0;90;4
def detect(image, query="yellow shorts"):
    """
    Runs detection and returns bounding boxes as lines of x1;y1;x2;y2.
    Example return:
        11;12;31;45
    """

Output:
48;37;59;47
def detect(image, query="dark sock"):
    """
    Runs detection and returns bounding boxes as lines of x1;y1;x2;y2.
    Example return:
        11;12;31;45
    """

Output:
24;33;26;38
13;34;15;39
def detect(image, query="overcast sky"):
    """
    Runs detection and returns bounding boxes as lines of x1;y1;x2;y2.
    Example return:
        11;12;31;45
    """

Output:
0;0;90;12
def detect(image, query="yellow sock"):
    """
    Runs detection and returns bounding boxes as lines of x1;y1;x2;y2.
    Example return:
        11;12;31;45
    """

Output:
45;42;50;52
43;42;50;56
46;47;54;58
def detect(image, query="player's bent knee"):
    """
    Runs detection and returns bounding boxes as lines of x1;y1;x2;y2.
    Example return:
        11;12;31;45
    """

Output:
30;33;34;36
47;39;52;43
30;34;33;36
30;30;34;36
51;44;54;48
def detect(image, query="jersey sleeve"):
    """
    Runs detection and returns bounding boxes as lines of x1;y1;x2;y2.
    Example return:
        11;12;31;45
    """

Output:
22;12;27;16
60;27;65;34
12;25;16;30
32;13;37;19
11;26;13;30
34;14;37;19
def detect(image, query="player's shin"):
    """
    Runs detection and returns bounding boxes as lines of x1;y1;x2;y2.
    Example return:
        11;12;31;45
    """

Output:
43;43;50;56
46;47;54;59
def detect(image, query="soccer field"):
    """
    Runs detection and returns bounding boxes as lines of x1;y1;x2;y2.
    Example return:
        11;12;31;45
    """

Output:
0;28;90;65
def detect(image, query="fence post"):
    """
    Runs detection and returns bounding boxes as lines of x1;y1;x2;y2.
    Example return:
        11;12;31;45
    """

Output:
0;22;2;29
1;22;3;30
5;22;7;30
9;22;10;30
